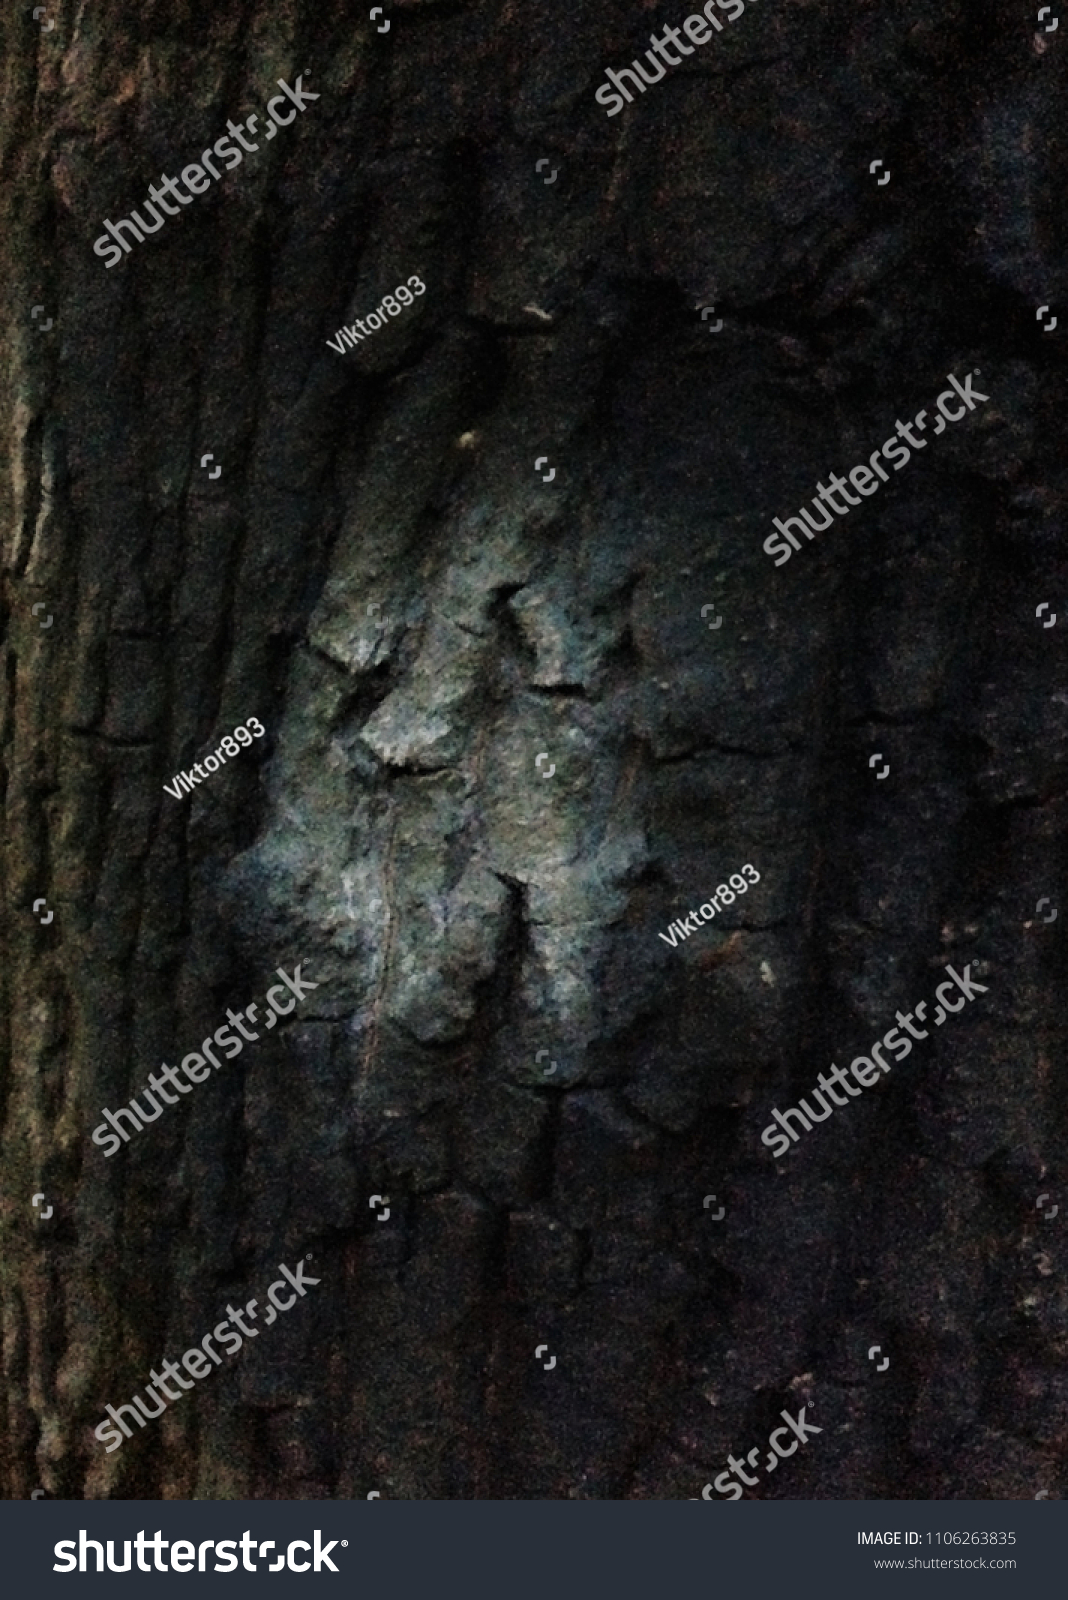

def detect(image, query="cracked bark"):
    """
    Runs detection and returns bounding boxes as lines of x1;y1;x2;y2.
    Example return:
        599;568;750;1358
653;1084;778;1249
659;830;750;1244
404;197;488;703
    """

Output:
1;0;1066;1500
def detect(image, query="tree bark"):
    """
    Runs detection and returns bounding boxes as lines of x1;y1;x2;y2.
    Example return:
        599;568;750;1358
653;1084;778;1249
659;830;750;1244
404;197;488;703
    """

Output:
2;0;1066;1500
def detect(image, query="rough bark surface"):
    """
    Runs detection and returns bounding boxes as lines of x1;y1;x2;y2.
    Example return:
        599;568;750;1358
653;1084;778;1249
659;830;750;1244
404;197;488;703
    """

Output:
1;0;1066;1500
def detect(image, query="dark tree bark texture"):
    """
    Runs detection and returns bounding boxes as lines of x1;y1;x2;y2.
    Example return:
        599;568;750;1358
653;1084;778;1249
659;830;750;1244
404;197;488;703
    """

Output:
1;0;1066;1500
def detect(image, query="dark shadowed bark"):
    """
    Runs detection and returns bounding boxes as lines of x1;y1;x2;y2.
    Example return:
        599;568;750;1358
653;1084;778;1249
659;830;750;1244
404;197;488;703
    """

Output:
2;0;1066;1500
